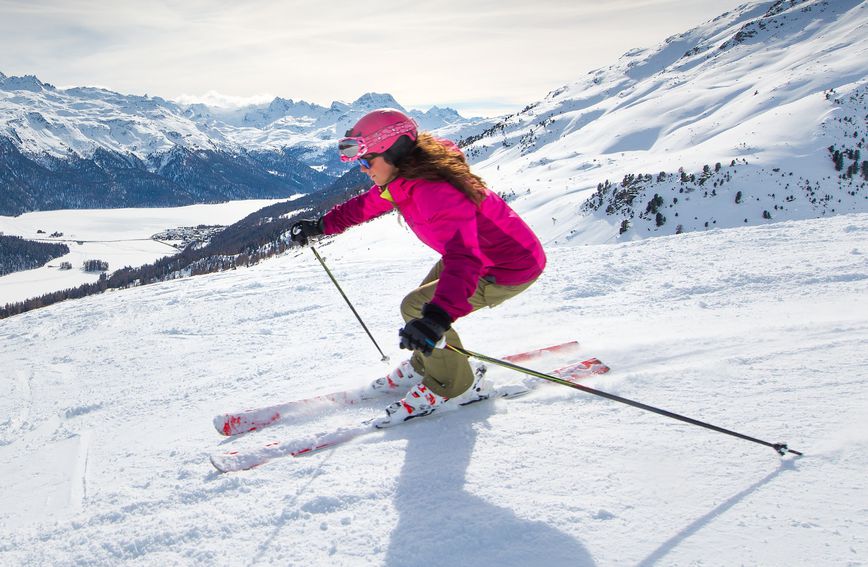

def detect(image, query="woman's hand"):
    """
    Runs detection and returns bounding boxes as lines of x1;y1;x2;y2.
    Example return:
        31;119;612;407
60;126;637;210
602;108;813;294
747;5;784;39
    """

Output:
289;218;324;245
399;303;452;355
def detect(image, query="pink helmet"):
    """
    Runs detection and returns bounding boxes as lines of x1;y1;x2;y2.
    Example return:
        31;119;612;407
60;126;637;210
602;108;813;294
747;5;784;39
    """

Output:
338;108;417;162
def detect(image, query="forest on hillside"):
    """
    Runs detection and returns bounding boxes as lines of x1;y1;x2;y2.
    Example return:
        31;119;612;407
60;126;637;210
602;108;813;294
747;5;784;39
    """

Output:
0;234;69;276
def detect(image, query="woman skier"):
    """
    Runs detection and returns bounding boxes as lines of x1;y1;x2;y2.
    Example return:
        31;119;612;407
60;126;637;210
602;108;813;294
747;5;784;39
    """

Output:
290;108;546;427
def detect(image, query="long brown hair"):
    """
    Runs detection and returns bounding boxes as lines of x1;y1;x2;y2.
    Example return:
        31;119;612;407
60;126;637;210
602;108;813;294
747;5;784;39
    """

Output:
394;133;488;205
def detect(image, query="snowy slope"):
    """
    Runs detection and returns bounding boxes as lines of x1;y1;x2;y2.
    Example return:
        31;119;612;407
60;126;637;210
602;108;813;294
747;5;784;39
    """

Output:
468;0;868;242
0;210;866;566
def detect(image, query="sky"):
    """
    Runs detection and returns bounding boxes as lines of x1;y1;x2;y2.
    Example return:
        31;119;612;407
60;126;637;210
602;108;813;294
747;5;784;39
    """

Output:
0;0;749;117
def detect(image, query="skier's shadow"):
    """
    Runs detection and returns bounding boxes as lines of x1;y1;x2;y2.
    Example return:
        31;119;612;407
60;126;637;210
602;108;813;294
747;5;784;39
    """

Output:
384;404;596;567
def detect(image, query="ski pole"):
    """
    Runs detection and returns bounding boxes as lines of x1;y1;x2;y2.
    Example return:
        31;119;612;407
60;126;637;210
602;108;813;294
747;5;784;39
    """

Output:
310;245;389;362
444;343;803;457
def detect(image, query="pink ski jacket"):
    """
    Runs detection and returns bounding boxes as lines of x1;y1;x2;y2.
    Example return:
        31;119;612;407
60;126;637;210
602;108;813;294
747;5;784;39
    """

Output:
322;176;546;320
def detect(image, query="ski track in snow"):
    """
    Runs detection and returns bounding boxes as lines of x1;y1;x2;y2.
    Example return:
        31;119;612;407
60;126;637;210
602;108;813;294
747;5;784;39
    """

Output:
1;368;33;444
0;212;865;566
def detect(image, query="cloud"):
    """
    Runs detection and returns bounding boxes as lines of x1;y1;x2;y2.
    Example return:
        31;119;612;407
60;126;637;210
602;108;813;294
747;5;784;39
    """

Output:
173;90;277;109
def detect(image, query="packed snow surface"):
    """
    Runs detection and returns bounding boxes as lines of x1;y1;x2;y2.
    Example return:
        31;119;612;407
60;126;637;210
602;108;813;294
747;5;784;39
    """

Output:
1;211;866;566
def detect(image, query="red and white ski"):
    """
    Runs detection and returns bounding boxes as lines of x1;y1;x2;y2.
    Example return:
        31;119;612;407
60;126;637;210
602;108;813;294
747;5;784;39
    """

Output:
210;354;609;473
213;340;582;436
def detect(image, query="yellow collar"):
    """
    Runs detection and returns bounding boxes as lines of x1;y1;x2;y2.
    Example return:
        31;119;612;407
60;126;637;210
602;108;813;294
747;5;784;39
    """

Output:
379;186;395;203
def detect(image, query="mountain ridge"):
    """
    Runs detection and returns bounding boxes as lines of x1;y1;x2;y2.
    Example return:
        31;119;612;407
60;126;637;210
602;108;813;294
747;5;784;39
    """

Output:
463;0;867;242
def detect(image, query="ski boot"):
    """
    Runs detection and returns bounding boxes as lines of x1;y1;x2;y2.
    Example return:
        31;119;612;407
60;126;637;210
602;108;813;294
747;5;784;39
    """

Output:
372;383;448;428
369;359;423;393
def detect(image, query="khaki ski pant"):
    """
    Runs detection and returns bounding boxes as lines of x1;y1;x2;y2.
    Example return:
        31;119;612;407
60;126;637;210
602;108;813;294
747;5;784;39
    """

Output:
402;261;537;398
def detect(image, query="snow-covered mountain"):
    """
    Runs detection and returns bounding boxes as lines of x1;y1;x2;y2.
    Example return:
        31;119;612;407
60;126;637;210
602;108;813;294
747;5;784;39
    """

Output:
0;73;328;216
466;0;867;241
0;76;489;215
0;75;481;166
184;91;487;170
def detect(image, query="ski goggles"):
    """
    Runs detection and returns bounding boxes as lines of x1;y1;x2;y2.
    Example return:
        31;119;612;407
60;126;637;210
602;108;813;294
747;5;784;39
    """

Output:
338;137;368;162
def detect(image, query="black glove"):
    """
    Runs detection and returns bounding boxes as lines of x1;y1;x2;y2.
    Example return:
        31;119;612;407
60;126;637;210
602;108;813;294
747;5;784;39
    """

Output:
399;303;453;356
290;218;324;244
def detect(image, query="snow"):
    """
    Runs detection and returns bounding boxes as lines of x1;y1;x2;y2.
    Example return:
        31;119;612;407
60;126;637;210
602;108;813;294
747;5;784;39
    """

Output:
0;200;287;305
1;210;867;566
1;1;867;564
